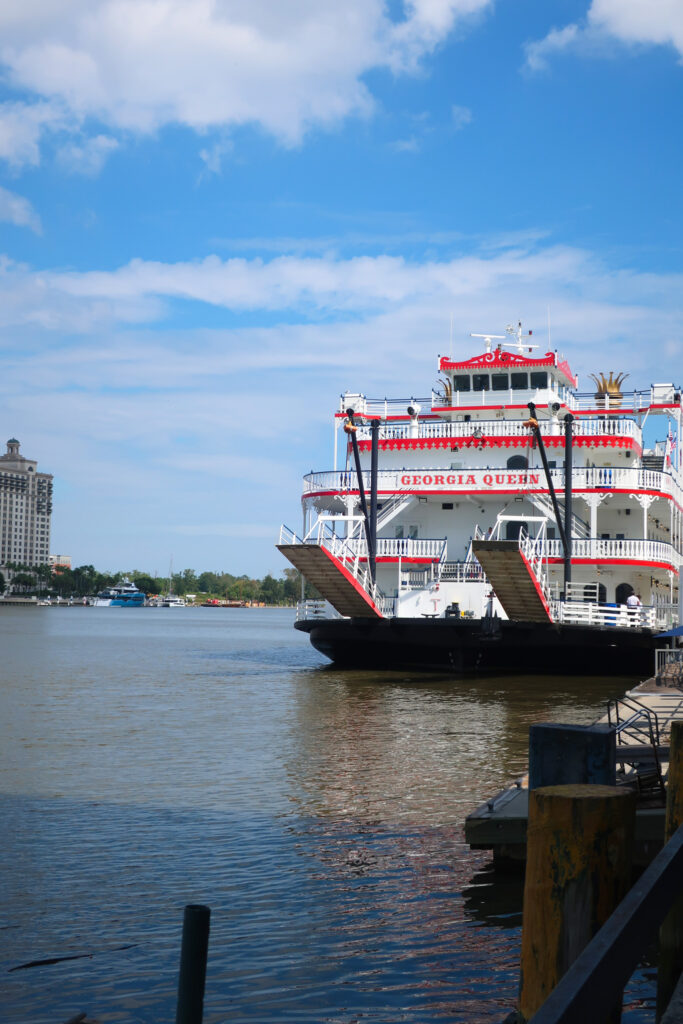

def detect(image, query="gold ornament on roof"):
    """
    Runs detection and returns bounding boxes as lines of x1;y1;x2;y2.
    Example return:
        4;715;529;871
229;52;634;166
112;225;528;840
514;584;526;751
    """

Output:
589;371;630;408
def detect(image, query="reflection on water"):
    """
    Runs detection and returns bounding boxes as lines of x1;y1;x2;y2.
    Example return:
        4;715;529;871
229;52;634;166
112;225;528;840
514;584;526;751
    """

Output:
0;608;653;1022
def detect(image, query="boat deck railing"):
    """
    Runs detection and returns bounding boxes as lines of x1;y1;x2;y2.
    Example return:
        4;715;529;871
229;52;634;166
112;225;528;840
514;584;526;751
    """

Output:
304;465;683;501
552;600;658;630
355;416;642;443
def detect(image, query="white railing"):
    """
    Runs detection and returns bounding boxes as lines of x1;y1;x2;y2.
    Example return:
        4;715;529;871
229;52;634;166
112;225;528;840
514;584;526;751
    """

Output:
440;561;487;582
356;417;641;444
295;599;340;621
303;465;683;501
546;537;680;569
377;537;446;560
343;387;680;419
430;385;579;409
552;600;657;630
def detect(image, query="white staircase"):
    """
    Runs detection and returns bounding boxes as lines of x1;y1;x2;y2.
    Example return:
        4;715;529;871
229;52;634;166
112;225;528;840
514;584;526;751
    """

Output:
527;492;590;538
277;524;387;618
471;521;553;623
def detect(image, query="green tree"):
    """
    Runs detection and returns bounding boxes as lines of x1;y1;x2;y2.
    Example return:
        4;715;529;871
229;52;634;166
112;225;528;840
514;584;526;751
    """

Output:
133;574;157;595
12;572;35;592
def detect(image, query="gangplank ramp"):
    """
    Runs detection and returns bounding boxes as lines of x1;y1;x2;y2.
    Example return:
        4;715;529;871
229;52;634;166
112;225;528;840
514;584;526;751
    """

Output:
471;540;553;623
278;543;384;618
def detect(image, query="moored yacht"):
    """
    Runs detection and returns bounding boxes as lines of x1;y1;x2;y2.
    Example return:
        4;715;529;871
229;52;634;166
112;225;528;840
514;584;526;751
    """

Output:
91;580;146;607
278;323;683;674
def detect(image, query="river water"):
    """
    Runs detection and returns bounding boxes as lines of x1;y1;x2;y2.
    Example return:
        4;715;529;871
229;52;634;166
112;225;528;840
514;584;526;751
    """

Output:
0;607;656;1022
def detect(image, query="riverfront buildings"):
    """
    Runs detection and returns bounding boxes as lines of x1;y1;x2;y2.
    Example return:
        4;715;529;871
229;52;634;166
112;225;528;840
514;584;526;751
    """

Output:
0;438;53;567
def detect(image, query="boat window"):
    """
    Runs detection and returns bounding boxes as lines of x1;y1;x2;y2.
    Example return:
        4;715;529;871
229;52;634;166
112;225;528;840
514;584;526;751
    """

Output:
472;374;489;391
507;456;528;469
408;525;418;539
453;375;471;392
395;525;404;539
491;373;508;391
530;371;548;388
510;372;528;389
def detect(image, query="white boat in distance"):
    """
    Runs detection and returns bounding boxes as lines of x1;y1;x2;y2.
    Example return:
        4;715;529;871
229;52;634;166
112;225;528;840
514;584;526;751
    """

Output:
278;321;683;675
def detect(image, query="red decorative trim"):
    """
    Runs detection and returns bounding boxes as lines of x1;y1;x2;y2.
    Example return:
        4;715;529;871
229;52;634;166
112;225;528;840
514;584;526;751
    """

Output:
546;558;679;574
357;435;642;456
438;349;579;390
321;546;383;615
358;556;439;564
440;350;556;372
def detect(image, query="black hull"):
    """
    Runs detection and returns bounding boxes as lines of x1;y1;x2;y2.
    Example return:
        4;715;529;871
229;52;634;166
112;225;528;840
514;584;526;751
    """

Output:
295;616;657;676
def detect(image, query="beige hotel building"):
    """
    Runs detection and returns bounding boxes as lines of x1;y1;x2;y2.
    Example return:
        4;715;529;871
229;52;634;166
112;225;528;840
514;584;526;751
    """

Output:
0;439;53;567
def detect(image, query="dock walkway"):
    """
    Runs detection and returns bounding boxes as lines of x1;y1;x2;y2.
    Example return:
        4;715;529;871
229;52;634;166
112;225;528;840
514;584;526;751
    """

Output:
465;680;683;865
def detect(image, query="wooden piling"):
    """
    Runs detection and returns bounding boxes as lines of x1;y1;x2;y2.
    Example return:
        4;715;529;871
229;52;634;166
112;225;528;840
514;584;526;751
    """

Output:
518;784;636;1022
176;904;211;1024
657;721;683;1021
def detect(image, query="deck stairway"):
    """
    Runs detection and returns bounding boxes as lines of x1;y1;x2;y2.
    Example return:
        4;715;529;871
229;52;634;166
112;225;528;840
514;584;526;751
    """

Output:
471;539;553;623
376;494;415;531
278;527;384;618
528;492;591;538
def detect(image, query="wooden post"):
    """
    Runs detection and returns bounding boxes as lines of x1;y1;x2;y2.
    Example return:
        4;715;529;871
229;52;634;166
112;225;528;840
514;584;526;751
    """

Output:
519;784;636;1022
176;904;211;1024
657;721;683;1020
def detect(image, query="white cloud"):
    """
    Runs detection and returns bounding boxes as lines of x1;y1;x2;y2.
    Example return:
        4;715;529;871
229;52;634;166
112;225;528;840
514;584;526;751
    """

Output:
451;103;472;129
0;240;681;383
0;100;68;167
56;133;119;175
1;233;681;573
390;136;420;153
0;185;41;233
589;0;683;51
525;0;683;70
0;0;493;166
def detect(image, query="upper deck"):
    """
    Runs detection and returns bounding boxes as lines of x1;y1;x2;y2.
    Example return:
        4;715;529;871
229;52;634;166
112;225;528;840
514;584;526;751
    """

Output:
338;383;681;420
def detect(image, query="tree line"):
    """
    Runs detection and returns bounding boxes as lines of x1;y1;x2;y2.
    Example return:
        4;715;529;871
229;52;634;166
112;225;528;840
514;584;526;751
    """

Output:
0;562;319;605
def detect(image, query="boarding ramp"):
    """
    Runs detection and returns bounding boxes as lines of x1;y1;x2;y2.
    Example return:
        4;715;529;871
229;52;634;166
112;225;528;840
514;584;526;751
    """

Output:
278;523;385;619
472;518;553;623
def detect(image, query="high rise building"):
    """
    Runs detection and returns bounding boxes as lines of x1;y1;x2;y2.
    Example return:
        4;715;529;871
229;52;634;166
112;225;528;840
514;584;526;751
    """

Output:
0;439;53;567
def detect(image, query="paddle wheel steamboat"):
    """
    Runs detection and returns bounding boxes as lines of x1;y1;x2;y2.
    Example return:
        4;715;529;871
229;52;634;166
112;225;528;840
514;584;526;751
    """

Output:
278;324;683;674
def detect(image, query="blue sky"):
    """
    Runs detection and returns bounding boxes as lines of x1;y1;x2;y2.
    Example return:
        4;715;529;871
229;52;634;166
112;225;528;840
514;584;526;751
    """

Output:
1;0;682;576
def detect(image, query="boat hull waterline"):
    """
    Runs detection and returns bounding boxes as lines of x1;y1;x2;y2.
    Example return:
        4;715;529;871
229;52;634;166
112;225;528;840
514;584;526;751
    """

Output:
297;616;657;676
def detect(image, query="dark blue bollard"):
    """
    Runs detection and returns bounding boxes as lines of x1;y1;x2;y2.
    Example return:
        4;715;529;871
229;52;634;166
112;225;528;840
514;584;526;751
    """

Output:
529;723;616;790
176;904;211;1024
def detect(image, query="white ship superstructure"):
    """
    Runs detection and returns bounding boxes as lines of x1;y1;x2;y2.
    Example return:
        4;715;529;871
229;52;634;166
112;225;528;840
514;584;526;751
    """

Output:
278;324;683;672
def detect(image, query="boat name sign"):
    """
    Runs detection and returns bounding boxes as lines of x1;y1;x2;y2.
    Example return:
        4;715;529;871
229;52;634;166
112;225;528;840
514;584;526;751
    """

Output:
399;471;541;487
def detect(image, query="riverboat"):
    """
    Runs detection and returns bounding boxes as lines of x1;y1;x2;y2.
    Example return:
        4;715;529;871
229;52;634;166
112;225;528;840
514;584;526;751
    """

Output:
278;323;683;674
91;580;146;607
